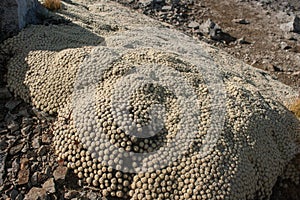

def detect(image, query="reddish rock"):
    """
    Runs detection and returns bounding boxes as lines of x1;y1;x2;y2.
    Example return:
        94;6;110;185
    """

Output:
18;157;29;185
42;178;56;193
17;168;29;185
20;157;29;170
53;165;68;181
24;187;47;200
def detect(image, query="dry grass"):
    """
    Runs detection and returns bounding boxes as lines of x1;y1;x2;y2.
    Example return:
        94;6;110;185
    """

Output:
43;0;61;11
289;98;300;118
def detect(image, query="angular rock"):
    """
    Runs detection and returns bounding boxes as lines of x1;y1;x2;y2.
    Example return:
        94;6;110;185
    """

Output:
86;191;100;199
199;18;220;34
31;171;39;186
5;112;17;125
5;100;22;111
0;87;12;99
9;142;25;155
210;28;236;44
22;117;34;126
17;108;30;117
21;125;32;135
31;108;49;120
138;0;152;7
10;189;19;200
37;145;48;156
18;158;29;185
7;120;20;133
6;167;14;182
0;112;5;123
64;190;80;199
0;139;8;151
188;21;200;29
15;193;24;200
280;41;291;50
199;19;235;43
31;162;39;171
53;165;68;181
41;133;51;144
292;71;300;76
12;157;20;175
280;15;300;33
24;187;48;200
33;124;42;135
31;136;40;149
0;128;8;135
42;178;56;194
21;143;29;153
39;173;49;184
161;5;172;11
169;0;180;4
17;168;29;185
232;18;250;24
237;37;251;44
264;63;283;72
44;165;52;177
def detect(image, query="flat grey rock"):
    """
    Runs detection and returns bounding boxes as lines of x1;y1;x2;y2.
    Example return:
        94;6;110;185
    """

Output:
188;21;200;28
280;15;300;33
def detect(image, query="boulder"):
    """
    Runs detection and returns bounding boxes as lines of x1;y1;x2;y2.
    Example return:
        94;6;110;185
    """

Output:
199;18;220;35
280;15;300;33
0;0;41;41
199;18;236;43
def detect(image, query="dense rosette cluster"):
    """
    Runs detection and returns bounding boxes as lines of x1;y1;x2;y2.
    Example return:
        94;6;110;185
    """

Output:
51;43;299;199
1;24;103;114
